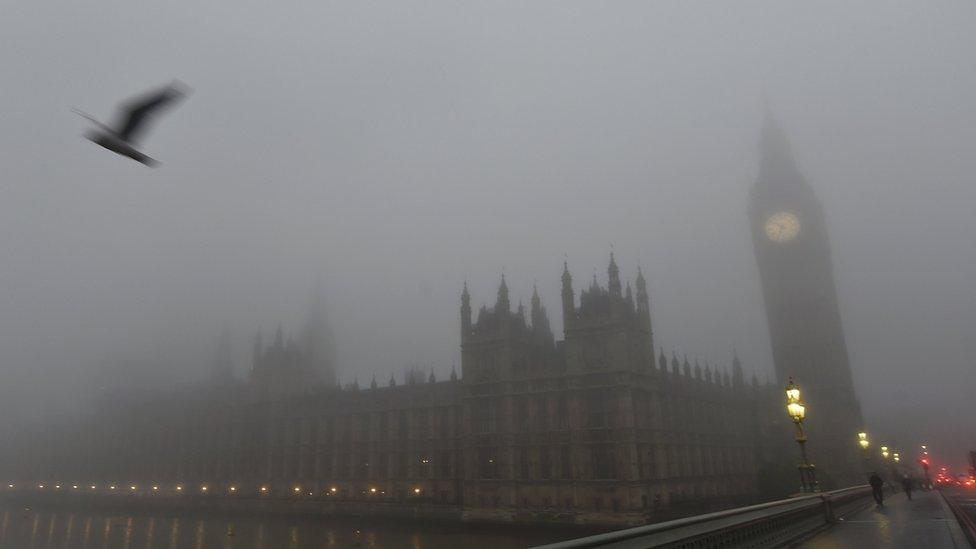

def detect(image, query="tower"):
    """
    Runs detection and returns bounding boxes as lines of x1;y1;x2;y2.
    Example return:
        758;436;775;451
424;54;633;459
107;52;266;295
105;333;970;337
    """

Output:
748;113;863;482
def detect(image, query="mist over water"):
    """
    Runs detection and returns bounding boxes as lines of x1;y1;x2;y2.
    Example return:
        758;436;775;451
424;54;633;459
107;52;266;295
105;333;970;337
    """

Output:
0;0;974;470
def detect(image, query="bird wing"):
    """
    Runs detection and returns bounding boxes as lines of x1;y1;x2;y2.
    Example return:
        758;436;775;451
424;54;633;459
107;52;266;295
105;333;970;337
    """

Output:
114;82;189;143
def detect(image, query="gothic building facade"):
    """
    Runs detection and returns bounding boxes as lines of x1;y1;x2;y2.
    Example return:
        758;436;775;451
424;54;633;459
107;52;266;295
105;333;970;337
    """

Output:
3;257;784;526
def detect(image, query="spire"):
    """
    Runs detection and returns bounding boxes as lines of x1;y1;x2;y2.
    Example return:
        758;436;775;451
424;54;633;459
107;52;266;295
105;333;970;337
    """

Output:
625;282;634;307
450;364;458;382
461;280;472;335
682;355;691;377
274;324;284;349
251;330;263;374
658;348;667;371
496;274;510;312
370;372;377;390
608;252;621;297
694;358;702;380
561;260;575;330
428;369;436;384
210;327;234;382
352;375;360;391
732;348;744;389
389;372;396;387
670;351;680;374
759;107;802;183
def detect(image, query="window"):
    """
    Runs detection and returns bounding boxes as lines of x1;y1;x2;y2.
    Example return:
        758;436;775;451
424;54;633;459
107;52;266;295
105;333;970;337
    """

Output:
539;447;551;479
585;389;614;428
519;448;530;479
438;451;451;478
516;398;529;432
417;409;429;439
537;399;550;431
478;448;498;479
472;399;493;434
590;445;616;479
557;394;569;429
398;413;408;440
560;446;572;479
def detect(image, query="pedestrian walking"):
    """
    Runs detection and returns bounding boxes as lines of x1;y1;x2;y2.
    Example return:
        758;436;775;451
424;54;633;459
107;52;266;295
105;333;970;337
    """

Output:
869;472;884;506
901;475;913;500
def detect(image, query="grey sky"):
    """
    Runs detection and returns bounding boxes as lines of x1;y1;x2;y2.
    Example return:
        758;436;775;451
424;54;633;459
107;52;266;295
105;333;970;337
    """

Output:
1;2;974;466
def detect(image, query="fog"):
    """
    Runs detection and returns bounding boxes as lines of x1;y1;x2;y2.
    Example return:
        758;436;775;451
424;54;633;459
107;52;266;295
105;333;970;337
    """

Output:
1;2;974;467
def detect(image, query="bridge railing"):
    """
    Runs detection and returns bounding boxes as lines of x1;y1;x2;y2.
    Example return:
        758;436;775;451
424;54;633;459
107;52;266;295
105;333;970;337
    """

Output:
533;485;877;549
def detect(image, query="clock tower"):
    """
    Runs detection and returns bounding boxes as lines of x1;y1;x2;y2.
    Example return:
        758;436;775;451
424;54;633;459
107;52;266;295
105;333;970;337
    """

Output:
749;114;864;484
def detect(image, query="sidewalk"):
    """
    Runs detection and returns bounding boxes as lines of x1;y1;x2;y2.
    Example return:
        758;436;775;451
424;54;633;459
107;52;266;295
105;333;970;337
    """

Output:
798;489;969;548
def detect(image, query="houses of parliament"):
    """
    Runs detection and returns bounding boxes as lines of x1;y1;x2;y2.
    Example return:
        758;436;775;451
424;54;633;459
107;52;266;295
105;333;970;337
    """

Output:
2;118;864;525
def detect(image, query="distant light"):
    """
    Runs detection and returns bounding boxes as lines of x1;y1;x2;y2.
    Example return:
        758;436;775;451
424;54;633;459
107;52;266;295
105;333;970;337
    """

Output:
413;487;421;495
130;485;137;491
200;485;208;492
229;486;237;492
329;487;337;493
110;485;116;490
152;486;159;491
369;487;377;493
176;486;183;491
55;485;61;489
260;486;268;492
37;484;44;489
7;484;13;489
293;486;301;493
90;485;96;490
72;485;78;489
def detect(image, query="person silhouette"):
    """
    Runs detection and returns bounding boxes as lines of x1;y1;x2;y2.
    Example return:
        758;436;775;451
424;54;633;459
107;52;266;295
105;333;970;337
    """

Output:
869;472;885;506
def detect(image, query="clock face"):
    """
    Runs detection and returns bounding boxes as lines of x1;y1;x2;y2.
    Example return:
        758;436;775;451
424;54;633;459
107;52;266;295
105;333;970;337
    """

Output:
764;211;800;243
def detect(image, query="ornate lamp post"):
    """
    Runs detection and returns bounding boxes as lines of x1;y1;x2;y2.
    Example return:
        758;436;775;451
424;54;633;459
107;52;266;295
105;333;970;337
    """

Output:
858;432;871;472
785;378;818;492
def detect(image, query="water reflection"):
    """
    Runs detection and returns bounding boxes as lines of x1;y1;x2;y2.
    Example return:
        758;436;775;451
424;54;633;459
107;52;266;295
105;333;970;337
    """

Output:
0;504;587;548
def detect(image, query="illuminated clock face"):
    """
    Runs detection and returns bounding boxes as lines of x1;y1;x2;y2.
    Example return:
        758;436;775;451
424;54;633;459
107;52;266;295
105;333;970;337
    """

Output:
764;211;800;243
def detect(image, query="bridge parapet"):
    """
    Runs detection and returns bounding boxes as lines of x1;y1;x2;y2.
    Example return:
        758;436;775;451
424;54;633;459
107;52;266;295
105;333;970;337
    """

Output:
533;485;879;549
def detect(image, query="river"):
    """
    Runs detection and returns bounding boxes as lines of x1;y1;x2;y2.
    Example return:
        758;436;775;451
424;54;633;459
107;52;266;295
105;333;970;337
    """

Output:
0;504;597;549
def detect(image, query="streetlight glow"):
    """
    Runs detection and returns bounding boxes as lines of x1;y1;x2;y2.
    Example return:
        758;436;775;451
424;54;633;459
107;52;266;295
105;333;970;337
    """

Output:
785;378;801;403
858;432;869;450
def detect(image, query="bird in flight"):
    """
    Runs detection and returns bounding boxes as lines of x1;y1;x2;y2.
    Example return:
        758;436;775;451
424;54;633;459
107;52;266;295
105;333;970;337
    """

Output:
74;81;190;166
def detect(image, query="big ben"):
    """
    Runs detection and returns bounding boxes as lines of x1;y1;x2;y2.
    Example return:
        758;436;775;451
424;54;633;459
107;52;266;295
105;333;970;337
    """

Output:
749;114;864;484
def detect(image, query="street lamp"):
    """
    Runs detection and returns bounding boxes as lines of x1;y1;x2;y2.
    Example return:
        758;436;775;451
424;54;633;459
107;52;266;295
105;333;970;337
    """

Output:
785;377;818;492
881;446;889;460
858;432;871;473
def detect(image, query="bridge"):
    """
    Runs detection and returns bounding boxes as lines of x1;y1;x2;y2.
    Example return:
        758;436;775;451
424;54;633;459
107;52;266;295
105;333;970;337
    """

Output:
534;486;974;548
